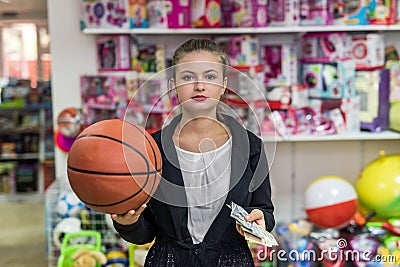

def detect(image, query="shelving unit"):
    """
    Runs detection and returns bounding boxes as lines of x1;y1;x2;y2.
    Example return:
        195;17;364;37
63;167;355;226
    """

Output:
82;24;400;35
0;105;53;202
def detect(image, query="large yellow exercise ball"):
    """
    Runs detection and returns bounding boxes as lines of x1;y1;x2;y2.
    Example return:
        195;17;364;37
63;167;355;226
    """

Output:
355;151;400;220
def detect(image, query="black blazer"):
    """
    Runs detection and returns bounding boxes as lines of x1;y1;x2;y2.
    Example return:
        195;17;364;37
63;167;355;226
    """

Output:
114;115;275;267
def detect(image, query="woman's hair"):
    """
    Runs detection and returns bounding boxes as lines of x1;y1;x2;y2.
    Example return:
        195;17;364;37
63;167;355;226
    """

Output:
172;38;230;67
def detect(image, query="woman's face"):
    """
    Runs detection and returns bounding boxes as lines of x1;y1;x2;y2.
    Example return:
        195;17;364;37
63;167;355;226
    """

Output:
173;51;227;116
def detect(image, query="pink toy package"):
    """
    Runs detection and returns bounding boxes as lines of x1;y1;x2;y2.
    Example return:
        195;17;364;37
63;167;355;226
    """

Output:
191;0;222;27
221;0;268;27
96;35;131;71
351;34;385;69
267;0;300;26
80;75;128;125
301;32;352;62
299;0;334;25
263;43;298;87
147;0;191;28
80;0;130;29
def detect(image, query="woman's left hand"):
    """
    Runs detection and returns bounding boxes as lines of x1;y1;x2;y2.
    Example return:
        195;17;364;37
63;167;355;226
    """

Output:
236;209;265;236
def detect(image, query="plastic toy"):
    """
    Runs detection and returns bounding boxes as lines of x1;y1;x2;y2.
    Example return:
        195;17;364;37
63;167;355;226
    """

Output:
105;250;129;266
55;130;77;153
304;176;358;228
57;230;103;267
369;0;396;25
57;107;85;138
356;151;400;220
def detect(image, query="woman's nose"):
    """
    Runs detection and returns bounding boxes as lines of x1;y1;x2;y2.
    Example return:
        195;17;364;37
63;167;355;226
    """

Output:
194;80;205;91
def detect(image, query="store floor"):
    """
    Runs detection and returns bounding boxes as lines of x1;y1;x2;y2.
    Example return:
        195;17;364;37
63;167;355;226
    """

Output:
0;201;48;267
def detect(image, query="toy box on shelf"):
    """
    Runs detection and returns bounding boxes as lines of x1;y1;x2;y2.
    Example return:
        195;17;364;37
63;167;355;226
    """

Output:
147;0;191;28
301;60;356;99
354;68;390;132
267;0;300;26
214;35;260;66
266;84;308;110
221;0;268;27
96;34;131;72
351;33;385;69
299;0;334;26
80;74;129;125
369;0;397;25
262;42;298;87
333;0;371;25
191;0;222;28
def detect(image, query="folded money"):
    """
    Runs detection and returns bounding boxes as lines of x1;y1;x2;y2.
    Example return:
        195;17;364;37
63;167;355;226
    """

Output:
228;201;278;247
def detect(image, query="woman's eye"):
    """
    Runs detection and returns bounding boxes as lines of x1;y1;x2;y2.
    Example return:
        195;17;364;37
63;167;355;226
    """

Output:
182;75;195;81
205;75;217;80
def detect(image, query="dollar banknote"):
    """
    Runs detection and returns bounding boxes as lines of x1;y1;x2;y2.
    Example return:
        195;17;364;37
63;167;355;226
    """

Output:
228;201;278;247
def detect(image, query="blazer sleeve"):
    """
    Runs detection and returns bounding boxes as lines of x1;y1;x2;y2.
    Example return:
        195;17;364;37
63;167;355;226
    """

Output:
112;202;157;245
247;140;275;232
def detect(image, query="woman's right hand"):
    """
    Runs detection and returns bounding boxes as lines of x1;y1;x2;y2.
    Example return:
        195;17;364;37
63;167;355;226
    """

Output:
110;203;148;225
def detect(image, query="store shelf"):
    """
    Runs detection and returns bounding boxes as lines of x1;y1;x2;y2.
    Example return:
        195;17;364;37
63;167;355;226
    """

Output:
0;153;40;160
82;25;400;35
263;130;400;142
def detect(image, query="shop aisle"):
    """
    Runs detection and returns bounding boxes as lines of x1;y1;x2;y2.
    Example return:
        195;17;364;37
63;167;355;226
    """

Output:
0;201;48;267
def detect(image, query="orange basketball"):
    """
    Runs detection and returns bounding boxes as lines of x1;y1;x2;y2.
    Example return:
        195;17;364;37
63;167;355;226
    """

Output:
67;119;162;214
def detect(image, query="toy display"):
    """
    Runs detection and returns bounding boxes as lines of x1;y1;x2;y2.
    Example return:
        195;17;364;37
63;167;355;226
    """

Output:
354;68;390;132
355;151;400;220
221;0;268;27
80;75;128;125
215;35;259;66
71;248;107;267
96;35;131;71
191;0;222;27
80;0;130;29
67;119;162;214
52;217;82;249
304;176;358;229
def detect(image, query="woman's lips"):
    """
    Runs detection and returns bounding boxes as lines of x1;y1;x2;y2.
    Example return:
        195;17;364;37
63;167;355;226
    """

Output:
191;96;208;101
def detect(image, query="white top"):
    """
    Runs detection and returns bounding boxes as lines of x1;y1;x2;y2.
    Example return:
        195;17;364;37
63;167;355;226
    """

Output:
175;137;232;244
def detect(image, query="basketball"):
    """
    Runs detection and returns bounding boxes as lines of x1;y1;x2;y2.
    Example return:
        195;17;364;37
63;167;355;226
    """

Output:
67;119;162;214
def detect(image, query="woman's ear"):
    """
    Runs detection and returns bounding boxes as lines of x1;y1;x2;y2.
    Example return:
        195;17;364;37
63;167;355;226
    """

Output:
223;77;228;89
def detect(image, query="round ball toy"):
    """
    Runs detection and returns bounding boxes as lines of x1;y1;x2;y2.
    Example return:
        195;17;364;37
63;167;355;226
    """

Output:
67;119;162;215
304;176;358;228
56;188;86;219
57;107;85;138
355;151;400;220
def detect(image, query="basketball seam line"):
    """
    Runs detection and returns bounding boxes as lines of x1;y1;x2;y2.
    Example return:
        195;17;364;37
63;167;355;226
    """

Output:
67;165;161;176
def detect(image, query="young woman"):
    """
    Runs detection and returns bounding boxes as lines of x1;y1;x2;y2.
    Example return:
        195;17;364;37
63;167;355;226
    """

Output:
111;38;275;266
